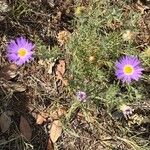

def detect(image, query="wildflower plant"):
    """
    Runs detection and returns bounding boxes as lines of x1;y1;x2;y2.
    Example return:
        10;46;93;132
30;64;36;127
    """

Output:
67;0;149;110
7;36;34;65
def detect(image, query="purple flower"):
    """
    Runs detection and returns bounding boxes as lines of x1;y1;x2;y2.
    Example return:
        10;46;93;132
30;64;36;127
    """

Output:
115;55;143;83
76;91;87;102
7;36;35;66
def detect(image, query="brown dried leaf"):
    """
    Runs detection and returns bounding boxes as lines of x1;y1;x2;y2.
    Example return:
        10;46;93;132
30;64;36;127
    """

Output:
36;114;46;125
61;79;68;86
56;70;63;80
11;83;26;92
50;120;62;143
20;116;32;140
50;107;67;120
56;60;66;76
47;138;54;150
0;64;18;80
56;71;68;86
48;62;55;75
0;112;11;133
55;60;68;86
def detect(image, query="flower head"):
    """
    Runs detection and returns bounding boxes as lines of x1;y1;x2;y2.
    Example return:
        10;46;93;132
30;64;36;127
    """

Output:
57;30;70;46
75;6;85;16
7;36;35;65
115;56;143;83
122;30;134;41
120;104;134;119
76;91;87;102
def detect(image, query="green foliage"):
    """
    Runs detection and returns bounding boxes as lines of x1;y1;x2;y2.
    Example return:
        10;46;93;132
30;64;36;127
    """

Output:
9;0;31;20
67;0;150;109
35;37;61;60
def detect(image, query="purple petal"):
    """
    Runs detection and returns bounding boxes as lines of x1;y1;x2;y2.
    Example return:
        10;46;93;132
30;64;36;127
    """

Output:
7;53;18;61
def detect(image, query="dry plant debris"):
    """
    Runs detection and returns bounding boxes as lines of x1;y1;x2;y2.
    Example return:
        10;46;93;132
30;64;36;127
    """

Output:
0;112;12;133
36;114;46;125
50;106;67;120
55;59;68;86
50;120;63;143
0;64;18;80
57;30;71;46
47;138;54;150
19;116;32;141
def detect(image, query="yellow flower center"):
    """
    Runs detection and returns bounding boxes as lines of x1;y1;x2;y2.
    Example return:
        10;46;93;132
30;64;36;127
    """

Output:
18;48;27;57
123;65;134;75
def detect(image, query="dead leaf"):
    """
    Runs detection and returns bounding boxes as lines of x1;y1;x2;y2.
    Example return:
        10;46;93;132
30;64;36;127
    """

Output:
11;83;26;92
48;62;55;75
36;114;46;125
38;59;44;65
20;116;32;140
0;64;18;80
77;112;84;120
55;60;68;86
0;112;11;133
55;71;68;86
50;120;62;143
50;107;67;120
56;60;66;76
47;138;54;150
61;79;68;86
55;70;63;80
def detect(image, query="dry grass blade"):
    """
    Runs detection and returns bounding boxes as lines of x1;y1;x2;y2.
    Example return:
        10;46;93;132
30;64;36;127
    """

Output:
20;116;32;141
117;137;141;150
50;120;62;143
0;112;11;133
